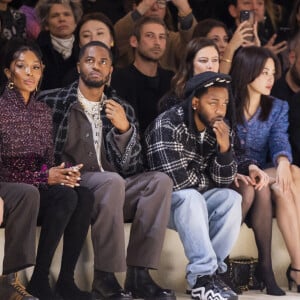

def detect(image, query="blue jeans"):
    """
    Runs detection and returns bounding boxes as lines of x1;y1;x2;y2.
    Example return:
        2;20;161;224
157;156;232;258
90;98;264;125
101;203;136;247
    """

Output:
168;188;242;288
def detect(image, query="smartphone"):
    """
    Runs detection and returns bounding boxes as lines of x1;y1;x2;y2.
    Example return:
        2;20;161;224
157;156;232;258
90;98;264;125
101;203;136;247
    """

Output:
240;10;255;25
240;10;255;41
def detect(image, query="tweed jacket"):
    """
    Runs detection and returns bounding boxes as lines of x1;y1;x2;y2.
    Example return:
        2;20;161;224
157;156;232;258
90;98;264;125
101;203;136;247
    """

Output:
38;81;144;177
145;104;238;192
237;97;292;168
0;87;53;186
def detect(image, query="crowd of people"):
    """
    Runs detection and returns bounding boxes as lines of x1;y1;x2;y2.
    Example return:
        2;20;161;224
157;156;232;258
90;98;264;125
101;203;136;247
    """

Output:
0;0;300;300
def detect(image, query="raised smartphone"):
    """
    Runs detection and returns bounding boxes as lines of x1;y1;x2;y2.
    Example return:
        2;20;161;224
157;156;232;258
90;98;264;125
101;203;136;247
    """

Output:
240;10;255;42
240;10;255;25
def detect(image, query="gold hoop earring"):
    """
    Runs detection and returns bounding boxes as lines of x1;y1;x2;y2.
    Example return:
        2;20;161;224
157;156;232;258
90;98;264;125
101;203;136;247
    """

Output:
8;81;14;90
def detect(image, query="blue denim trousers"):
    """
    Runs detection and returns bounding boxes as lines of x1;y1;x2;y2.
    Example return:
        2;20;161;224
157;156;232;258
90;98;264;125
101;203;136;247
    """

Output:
168;188;242;288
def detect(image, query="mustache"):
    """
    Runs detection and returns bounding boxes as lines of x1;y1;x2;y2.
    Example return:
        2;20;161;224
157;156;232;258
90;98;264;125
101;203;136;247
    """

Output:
151;46;162;51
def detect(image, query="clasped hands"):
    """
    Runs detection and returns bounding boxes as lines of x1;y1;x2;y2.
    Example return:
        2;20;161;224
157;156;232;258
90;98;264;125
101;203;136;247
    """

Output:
47;162;83;188
234;164;270;191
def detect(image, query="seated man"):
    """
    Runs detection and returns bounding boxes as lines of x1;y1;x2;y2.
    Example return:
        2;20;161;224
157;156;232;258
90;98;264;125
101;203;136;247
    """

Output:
40;41;175;300
144;71;242;300
0;182;40;300
111;16;174;135
114;0;197;71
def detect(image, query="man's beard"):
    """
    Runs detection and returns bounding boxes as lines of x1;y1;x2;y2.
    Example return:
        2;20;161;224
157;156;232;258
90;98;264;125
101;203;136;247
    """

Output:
197;110;211;128
80;72;110;88
290;64;300;87
137;48;162;63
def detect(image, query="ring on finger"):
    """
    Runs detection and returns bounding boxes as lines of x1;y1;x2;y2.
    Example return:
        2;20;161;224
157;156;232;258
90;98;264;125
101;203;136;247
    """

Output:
60;182;65;186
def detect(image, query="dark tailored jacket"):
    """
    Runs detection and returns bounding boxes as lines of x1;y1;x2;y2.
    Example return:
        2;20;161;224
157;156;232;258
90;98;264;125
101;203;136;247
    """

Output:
38;81;144;177
37;31;79;90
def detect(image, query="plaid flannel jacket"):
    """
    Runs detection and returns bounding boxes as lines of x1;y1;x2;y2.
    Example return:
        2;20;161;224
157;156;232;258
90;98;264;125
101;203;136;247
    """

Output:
145;105;238;192
38;81;144;177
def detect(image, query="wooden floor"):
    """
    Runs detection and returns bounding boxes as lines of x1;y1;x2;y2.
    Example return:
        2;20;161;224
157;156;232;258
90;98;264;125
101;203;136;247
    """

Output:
177;289;300;299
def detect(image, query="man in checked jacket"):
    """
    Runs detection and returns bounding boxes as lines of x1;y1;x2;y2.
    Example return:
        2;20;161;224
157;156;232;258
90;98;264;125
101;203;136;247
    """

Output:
39;41;175;300
145;72;242;300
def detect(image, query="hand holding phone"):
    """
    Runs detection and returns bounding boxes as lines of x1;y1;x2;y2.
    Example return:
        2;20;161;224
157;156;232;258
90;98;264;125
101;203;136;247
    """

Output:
240;10;255;42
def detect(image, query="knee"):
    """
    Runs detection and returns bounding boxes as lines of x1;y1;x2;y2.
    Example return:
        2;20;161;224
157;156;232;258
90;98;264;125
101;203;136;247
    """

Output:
76;186;94;206
173;189;206;210
236;183;255;208
222;189;242;223
101;172;125;190
21;184;40;206
146;171;173;193
93;173;125;210
221;189;242;213
54;186;78;212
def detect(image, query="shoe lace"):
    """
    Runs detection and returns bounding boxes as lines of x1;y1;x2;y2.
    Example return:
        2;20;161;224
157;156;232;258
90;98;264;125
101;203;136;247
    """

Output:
11;276;31;297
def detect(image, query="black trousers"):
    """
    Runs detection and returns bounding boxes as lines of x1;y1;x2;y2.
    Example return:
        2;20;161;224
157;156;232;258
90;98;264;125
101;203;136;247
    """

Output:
33;185;94;281
0;182;40;275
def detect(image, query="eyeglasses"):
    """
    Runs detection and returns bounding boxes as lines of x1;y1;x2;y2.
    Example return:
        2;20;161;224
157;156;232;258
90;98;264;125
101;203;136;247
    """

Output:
156;0;167;8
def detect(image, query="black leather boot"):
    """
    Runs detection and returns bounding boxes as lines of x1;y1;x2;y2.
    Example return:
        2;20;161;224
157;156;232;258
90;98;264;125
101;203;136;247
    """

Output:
92;270;132;300
0;273;38;300
125;266;176;300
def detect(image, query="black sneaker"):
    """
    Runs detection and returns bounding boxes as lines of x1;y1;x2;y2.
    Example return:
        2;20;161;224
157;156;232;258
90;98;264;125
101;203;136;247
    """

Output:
191;274;238;300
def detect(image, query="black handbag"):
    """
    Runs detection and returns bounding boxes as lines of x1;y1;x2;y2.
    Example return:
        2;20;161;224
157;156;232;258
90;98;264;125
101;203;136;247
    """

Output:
228;256;260;292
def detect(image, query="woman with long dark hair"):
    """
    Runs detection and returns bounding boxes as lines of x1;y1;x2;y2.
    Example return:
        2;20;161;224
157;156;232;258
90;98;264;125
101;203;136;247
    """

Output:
158;37;220;113
0;38;94;300
231;46;300;295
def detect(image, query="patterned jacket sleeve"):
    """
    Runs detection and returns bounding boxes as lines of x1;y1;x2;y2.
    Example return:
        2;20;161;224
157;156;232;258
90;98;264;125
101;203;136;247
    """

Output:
103;98;144;177
208;131;238;186
269;100;293;165
145;118;198;190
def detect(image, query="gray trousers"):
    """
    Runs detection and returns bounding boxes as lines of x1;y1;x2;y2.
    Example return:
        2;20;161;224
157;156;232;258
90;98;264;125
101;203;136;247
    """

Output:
80;171;173;272
0;182;39;274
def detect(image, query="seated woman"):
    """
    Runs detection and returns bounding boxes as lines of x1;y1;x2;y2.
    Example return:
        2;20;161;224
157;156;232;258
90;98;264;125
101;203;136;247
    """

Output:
63;11;116;85
158;37;220;113
193;18;260;74
230;45;300;295
35;0;82;90
0;38;94;300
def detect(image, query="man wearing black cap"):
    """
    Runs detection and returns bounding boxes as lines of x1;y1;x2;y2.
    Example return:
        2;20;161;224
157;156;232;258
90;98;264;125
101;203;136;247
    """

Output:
145;71;242;300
